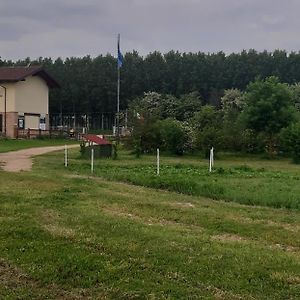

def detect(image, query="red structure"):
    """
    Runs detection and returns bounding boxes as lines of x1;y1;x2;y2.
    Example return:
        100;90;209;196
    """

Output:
83;134;112;145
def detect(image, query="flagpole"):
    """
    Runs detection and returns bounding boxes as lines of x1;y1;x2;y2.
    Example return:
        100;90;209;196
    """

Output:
116;33;121;143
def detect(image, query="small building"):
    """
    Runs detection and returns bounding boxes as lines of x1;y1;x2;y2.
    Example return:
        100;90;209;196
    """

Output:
82;134;113;158
0;66;59;138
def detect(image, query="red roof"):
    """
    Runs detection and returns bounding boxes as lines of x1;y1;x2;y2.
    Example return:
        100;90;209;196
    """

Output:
0;66;60;88
84;134;112;145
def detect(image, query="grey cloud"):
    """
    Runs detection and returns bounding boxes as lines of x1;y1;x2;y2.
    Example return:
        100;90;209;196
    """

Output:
0;0;300;60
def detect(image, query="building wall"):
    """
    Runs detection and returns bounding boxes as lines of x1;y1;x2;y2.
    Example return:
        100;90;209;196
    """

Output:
15;75;49;115
0;76;49;137
5;112;18;138
0;83;16;112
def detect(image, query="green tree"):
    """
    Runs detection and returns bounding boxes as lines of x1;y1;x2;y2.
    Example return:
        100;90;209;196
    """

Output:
191;105;222;155
221;89;245;150
280;122;300;163
221;88;244;116
289;83;300;113
158;119;188;155
242;77;295;153
176;92;202;121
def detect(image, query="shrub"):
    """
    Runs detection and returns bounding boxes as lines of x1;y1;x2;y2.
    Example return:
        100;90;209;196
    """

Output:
128;118;161;153
191;105;223;156
80;141;86;156
158;118;188;155
280;122;300;163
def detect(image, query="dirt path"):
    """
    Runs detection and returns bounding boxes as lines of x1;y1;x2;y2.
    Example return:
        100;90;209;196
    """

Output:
0;145;78;172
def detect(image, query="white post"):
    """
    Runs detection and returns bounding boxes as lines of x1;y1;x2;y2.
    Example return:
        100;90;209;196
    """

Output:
91;148;94;173
209;148;212;173
64;145;68;167
157;148;160;175
211;147;214;167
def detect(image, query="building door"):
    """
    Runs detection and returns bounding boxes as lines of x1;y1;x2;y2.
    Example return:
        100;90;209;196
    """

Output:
25;115;39;129
0;114;2;132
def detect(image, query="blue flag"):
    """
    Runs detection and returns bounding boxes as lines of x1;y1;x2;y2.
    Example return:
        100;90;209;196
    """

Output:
117;35;123;68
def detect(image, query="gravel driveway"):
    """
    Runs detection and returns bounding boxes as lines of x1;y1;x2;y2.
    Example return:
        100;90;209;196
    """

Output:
0;145;78;172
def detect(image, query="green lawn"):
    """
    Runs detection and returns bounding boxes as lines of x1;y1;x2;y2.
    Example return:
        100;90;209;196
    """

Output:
0;150;300;298
67;151;300;210
0;138;78;153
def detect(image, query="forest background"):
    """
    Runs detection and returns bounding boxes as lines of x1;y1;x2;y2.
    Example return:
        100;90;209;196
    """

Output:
3;49;300;159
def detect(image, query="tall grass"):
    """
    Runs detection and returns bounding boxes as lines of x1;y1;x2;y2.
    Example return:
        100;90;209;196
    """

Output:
68;155;300;210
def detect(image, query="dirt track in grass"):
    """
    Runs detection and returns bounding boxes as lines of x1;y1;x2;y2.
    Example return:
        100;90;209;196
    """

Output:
0;145;78;172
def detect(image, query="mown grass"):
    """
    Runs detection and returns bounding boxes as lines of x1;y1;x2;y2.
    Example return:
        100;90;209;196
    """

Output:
0;150;300;298
63;151;300;210
0;138;78;153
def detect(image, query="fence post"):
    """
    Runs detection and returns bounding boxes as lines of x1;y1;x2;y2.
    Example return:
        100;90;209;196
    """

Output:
64;145;68;167
209;147;214;173
157;148;160;175
91;148;94;174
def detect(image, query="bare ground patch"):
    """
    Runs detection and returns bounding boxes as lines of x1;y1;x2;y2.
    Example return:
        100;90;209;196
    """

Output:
37;209;76;240
226;214;300;233
167;202;195;208
42;224;76;239
271;271;300;286
211;233;300;256
67;174;92;180
39;208;61;222
211;233;246;243
196;282;247;300
270;243;300;253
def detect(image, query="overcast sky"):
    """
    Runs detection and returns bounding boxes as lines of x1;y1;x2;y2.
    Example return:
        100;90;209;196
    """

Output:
0;0;299;60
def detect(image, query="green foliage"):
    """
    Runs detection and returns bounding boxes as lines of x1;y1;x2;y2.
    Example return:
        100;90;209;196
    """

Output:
158;119;188;155
239;129;264;153
239;77;296;154
280;122;300;163
192;105;219;129
112;142;118;160
289;83;300;111
242;77;295;135
129;117;161;153
79;141;86;156
192;106;222;155
176;92;203;120
129;91;202;123
7;49;300;116
219;90;245;151
70;151;300;210
221;88;244;121
128;92;200;155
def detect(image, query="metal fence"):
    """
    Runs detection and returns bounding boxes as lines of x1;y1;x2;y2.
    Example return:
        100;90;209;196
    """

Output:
50;112;116;132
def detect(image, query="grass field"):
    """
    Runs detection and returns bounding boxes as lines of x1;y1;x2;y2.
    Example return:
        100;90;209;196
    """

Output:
67;151;300;210
0;149;300;298
0;138;78;153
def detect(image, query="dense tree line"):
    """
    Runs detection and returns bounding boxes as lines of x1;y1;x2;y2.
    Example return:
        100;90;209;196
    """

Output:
127;78;300;162
2;49;300;114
